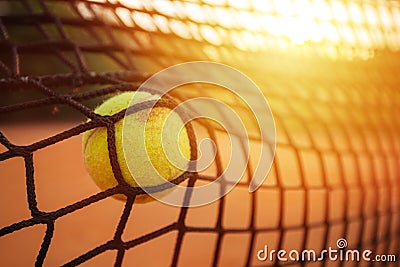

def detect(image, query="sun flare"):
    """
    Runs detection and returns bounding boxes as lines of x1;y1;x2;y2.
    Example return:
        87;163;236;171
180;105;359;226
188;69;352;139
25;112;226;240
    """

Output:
87;0;400;60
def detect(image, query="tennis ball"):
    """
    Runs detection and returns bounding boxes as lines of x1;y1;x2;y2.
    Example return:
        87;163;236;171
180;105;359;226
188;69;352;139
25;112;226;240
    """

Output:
82;91;191;203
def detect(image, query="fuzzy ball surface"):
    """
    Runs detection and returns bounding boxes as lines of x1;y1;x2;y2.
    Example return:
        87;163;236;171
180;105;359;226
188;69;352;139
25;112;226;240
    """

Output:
82;91;191;202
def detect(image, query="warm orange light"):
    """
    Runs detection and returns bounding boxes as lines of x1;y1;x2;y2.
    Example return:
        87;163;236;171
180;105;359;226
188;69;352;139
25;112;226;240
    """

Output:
86;0;400;60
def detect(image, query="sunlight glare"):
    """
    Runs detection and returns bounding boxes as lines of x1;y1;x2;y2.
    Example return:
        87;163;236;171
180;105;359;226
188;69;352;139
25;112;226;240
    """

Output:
331;1;349;23
312;0;332;21
110;0;400;60
348;2;363;24
273;0;295;17
116;7;133;27
214;7;235;28
293;0;313;18
379;5;393;28
152;0;176;17
132;12;156;32
251;0;274;12
201;25;223;46
184;2;208;23
364;4;379;26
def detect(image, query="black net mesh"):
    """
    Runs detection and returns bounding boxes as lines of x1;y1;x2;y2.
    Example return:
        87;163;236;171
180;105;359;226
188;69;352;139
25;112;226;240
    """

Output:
0;0;399;266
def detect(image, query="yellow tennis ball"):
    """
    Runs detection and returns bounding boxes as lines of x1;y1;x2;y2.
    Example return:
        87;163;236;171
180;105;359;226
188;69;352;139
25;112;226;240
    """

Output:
82;91;191;203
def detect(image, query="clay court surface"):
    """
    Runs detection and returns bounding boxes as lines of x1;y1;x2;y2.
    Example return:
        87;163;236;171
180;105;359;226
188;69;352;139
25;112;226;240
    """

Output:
0;121;397;266
0;122;275;266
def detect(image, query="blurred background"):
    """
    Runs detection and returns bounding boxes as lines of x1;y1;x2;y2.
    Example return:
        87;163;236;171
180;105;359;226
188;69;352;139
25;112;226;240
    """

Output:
0;0;399;266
